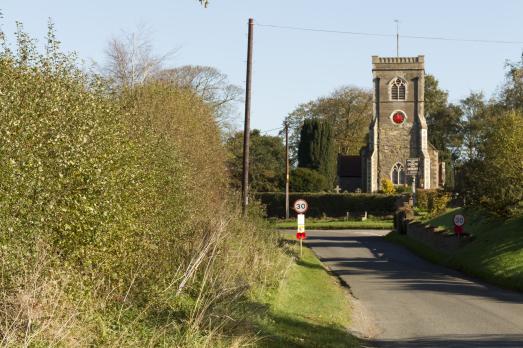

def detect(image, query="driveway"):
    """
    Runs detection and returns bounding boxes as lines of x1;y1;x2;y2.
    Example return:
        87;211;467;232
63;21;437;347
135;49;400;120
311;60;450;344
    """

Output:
303;229;523;348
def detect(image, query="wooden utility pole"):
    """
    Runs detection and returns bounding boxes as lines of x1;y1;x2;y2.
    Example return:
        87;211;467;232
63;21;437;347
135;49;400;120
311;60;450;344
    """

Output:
242;18;254;217
285;121;290;219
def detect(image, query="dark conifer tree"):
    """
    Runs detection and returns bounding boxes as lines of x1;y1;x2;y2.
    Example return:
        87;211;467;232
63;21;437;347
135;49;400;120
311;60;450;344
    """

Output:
297;119;336;188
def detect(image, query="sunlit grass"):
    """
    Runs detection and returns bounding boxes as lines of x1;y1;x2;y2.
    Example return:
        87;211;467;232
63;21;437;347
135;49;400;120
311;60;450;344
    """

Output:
254;236;360;347
388;208;523;291
271;217;393;230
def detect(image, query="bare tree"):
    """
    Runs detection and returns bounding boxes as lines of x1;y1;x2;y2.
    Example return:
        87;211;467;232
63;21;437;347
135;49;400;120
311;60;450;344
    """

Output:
104;25;175;88
156;65;243;131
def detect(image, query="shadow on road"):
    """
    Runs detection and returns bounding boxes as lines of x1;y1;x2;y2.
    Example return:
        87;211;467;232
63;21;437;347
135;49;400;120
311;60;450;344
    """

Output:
365;334;523;348
306;235;523;304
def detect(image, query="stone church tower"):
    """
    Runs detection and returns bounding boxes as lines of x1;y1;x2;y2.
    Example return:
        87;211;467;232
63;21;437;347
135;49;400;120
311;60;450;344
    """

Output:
361;55;442;192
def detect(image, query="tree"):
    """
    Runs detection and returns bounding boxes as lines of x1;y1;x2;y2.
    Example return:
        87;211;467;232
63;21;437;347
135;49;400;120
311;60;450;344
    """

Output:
467;111;523;216
424;74;464;188
290;168;329;192
297;119;336;187
286;86;372;163
499;59;523;111
459;92;490;161
226;130;285;192
104;25;175;89
425;74;449;118
156;65;242;131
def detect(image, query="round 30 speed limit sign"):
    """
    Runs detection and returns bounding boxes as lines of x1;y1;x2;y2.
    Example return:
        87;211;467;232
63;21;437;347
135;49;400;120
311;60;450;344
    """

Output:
453;214;465;227
293;199;308;214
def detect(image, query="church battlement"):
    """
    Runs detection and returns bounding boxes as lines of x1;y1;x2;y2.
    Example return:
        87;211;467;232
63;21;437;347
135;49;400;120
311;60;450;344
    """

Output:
372;55;424;64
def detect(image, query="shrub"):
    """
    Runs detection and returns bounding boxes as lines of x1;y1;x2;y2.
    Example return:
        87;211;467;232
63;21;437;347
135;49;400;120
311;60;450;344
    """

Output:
415;189;450;216
416;189;432;211
0;23;287;346
381;178;396;195
290;167;329;192
428;192;451;215
256;192;399;218
395;185;412;194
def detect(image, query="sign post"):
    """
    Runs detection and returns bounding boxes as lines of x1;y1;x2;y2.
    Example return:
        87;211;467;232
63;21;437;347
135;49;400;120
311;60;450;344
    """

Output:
406;158;419;206
453;214;465;238
293;199;308;257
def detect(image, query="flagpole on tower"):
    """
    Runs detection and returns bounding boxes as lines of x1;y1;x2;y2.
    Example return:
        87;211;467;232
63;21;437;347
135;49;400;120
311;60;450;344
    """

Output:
395;19;400;57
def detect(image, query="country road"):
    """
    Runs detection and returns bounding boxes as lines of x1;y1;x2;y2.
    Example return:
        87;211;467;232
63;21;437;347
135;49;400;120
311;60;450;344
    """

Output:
303;229;523;348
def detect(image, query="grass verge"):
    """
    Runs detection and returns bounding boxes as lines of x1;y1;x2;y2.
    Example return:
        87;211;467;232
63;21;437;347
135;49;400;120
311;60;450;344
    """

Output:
386;208;523;291
253;236;360;348
272;218;393;230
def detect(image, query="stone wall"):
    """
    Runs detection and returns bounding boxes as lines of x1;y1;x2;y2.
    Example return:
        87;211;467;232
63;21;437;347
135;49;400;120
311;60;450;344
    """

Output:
406;221;472;252
372;56;426;189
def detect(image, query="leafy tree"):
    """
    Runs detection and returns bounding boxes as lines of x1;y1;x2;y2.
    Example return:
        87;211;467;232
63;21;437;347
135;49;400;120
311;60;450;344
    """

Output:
424;74;464;188
467;111;523;216
499;59;523;111
226;130;285;192
297;119;336;187
425;74;449;118
459;92;490;161
290;168;329;192
286;86;372;163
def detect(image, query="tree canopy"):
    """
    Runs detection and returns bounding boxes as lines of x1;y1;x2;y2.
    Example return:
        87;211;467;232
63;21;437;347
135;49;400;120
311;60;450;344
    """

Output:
286;86;372;163
226;130;285;192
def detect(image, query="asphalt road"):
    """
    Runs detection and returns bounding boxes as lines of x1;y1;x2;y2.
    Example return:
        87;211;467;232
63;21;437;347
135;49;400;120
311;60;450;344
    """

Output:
303;229;523;348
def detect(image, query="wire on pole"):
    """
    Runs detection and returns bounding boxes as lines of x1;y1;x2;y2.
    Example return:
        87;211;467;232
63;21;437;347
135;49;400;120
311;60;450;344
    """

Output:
255;21;523;45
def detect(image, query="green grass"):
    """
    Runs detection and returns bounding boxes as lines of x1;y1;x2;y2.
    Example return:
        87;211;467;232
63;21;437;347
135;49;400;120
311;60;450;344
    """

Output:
272;217;393;230
387;208;523;291
254;236;360;348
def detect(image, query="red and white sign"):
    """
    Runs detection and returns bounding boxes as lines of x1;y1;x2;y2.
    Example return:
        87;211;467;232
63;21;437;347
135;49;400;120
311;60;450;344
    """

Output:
453;214;465;227
454;214;465;236
296;213;306;240
293;199;308;214
296;232;307;240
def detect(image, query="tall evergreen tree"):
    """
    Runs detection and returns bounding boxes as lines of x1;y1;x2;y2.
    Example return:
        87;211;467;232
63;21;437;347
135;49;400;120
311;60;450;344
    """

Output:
297;119;336;188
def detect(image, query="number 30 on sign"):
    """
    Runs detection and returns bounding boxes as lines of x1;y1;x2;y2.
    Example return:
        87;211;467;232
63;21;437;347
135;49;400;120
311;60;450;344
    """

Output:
293;199;308;214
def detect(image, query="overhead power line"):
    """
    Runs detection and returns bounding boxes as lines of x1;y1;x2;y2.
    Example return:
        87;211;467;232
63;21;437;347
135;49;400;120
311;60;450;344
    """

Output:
255;22;523;45
260;126;284;134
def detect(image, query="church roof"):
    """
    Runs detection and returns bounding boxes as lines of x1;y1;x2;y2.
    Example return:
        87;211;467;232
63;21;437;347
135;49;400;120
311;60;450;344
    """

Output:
338;155;362;178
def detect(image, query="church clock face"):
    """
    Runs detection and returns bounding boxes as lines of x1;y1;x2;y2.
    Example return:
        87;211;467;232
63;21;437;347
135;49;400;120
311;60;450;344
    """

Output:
391;111;406;125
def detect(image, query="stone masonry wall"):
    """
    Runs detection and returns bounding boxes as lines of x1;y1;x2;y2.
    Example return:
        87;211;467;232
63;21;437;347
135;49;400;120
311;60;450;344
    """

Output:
372;56;425;188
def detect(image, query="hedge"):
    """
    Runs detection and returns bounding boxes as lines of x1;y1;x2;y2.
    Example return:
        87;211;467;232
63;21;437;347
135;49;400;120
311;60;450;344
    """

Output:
256;192;400;218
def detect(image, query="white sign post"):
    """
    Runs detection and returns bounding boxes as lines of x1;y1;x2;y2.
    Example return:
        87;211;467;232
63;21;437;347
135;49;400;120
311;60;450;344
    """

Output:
294;199;308;257
406;158;419;206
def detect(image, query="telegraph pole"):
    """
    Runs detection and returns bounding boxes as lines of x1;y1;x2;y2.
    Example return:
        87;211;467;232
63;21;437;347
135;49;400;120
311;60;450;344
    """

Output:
285;121;290;219
242;18;254;217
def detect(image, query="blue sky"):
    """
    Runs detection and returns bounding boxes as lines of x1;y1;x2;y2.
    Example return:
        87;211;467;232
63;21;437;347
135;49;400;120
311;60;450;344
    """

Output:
1;1;522;133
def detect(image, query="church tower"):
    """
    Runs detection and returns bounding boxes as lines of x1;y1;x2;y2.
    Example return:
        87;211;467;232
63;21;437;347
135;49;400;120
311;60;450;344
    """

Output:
363;55;441;192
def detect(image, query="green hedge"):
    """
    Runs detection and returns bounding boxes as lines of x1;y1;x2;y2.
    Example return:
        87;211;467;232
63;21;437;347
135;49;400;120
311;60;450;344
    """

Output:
256;192;399;218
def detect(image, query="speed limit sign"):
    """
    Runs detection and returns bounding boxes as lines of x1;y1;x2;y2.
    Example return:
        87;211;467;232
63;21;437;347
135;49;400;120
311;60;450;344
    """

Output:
293;199;308;214
453;214;465;227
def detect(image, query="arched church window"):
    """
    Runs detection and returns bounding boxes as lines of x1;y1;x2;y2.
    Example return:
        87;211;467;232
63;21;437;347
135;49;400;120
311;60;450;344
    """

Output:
391;163;405;185
390;78;406;100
